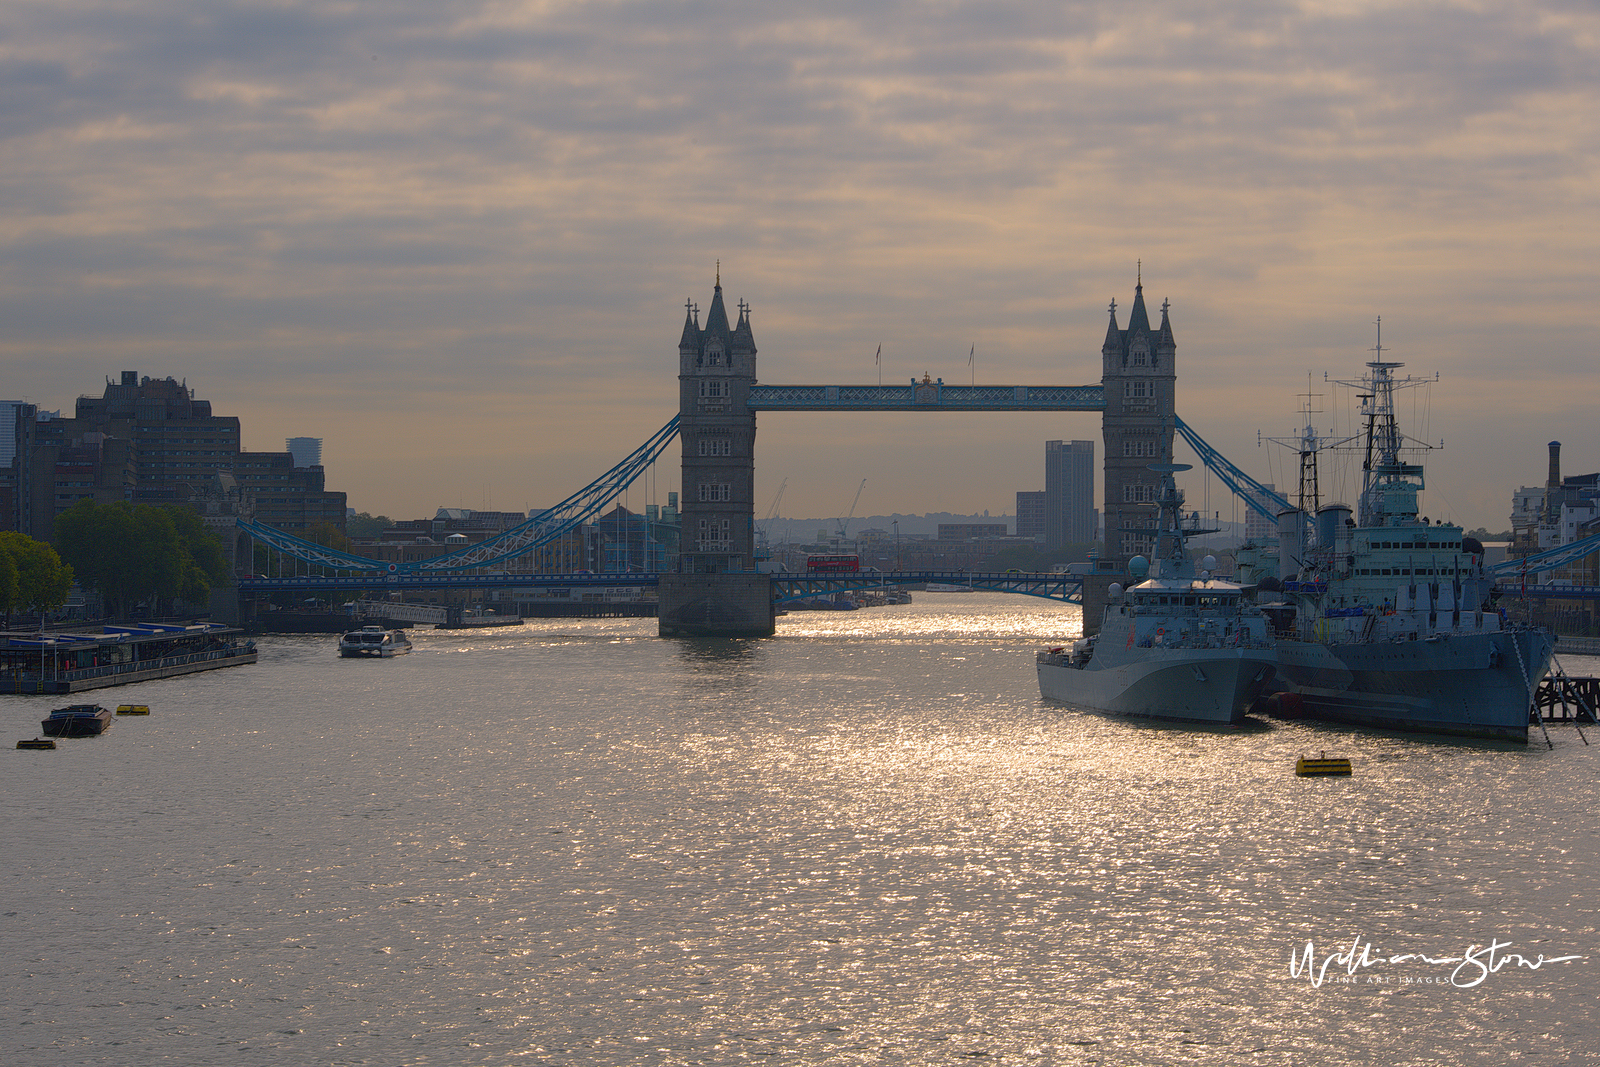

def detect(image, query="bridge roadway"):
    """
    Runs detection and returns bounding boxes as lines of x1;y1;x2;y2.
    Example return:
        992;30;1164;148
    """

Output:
238;571;1085;603
1494;583;1600;601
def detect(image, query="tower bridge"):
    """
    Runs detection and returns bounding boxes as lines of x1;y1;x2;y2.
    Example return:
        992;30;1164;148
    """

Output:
661;274;1174;635
240;275;1275;636
236;274;1600;635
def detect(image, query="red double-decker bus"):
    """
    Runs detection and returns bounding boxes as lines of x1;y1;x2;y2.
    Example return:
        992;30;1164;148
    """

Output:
806;554;860;573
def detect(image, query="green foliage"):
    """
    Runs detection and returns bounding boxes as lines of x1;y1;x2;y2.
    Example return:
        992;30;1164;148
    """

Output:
0;531;74;616
304;521;351;552
163;505;231;601
1466;527;1513;543
0;546;20;614
345;512;393;538
53;501;229;616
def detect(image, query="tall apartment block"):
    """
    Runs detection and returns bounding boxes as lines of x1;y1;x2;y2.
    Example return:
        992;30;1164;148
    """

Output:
1015;491;1047;542
1243;483;1278;542
1045;439;1097;548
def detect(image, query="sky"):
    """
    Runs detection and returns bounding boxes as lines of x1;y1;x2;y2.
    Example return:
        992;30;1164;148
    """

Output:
4;0;1597;531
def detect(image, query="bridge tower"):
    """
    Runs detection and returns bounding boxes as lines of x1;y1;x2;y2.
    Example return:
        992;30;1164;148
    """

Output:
1085;276;1177;633
658;274;775;636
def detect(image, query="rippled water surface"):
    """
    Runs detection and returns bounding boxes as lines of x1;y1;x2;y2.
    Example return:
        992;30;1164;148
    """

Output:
4;594;1597;1065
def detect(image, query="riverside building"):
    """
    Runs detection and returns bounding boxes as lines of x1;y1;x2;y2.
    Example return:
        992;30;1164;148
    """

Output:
2;372;345;540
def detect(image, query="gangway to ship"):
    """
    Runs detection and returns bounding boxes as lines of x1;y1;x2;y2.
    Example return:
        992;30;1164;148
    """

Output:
352;600;447;625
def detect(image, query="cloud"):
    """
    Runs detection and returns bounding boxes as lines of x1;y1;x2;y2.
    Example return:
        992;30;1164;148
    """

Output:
2;0;1597;523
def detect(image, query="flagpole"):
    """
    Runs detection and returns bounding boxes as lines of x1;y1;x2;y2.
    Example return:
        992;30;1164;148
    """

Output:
968;344;975;386
876;343;881;387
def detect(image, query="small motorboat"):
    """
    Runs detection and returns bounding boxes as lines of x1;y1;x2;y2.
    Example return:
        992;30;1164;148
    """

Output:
338;626;414;658
41;704;114;738
17;737;57;750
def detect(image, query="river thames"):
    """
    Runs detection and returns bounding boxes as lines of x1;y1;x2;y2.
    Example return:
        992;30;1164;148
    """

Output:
4;593;1596;1065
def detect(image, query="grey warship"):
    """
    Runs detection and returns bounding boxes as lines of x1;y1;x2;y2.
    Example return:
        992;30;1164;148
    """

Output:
1037;463;1277;724
1264;356;1552;742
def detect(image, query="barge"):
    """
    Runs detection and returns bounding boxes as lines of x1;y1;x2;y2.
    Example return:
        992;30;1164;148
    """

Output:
0;623;257;694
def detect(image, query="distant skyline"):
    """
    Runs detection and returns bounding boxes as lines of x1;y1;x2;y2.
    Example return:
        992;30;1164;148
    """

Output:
5;2;1597;530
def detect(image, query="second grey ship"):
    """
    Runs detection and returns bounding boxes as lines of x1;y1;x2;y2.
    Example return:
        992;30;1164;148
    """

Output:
1038;463;1277;724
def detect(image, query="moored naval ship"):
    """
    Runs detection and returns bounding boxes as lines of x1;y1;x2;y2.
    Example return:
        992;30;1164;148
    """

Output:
1260;354;1552;742
1037;463;1277;724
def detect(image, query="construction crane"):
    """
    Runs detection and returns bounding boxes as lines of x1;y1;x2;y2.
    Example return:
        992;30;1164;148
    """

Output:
758;478;787;544
836;478;866;540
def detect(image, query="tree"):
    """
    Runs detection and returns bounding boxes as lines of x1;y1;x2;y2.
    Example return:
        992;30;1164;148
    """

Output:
0;531;74;619
54;501;229;616
305;521;351;553
0;548;19;618
346;512;392;538
163;505;230;603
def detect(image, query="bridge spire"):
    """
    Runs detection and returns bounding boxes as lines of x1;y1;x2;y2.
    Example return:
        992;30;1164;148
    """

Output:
704;278;731;337
680;299;699;348
1127;277;1151;335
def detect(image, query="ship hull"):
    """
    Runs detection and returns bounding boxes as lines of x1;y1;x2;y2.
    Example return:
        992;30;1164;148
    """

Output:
1273;628;1552;742
1038;648;1277;725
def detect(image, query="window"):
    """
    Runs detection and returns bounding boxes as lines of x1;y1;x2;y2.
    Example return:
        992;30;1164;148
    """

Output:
698;483;732;502
1123;439;1159;458
698;436;732;457
1123;483;1154;503
699;380;724;399
1132;348;1147;366
696;517;732;551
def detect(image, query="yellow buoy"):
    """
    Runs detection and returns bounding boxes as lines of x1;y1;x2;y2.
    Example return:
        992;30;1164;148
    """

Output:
1296;751;1352;777
116;705;150;715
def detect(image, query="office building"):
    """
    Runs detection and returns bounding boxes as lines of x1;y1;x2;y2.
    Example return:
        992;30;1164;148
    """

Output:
4;372;344;539
1015;491;1046;542
1244;483;1278;542
1045;439;1097;548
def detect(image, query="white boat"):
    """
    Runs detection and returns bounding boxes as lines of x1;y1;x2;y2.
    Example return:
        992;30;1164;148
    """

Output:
338;626;413;658
1037;463;1277;724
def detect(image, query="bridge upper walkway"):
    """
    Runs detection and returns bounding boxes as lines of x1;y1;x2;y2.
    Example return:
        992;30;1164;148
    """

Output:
747;383;1104;411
